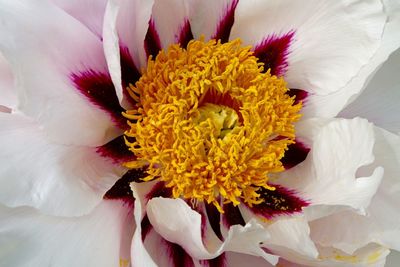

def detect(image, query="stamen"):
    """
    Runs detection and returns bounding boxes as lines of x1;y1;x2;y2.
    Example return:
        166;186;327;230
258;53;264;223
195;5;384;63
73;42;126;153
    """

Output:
124;38;302;210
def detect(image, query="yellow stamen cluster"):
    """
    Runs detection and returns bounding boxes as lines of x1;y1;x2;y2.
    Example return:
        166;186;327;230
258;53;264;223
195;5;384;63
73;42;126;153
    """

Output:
124;38;301;211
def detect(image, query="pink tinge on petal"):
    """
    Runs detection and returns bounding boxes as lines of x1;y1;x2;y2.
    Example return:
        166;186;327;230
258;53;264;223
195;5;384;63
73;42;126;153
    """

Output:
178;19;194;48
97;135;136;164
287;88;309;106
200;253;227;267
253;31;295;76
222;203;245;228
212;0;239;43
247;185;309;219
71;70;126;129
165;239;195;267
281;140;310;170
144;18;162;59
104;168;147;202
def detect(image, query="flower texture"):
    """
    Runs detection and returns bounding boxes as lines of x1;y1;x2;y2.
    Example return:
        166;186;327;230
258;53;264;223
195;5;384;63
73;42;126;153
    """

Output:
0;0;400;266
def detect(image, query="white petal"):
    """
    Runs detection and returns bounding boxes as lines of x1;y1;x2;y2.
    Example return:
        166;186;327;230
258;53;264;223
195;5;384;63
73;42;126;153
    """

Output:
146;197;279;265
279;118;383;213
130;181;158;267
310;127;400;255
368;127;400;250
152;0;190;47
222;252;275;267
51;0;108;38
305;0;400;118
340;48;400;133
238;206;318;260
0;0;117;146
0;112;124;216
0;52;16;109
108;0;154;69
232;0;385;96
264;216;318;259
279;244;389;267
103;0;124;105
0;200;134;267
189;0;234;39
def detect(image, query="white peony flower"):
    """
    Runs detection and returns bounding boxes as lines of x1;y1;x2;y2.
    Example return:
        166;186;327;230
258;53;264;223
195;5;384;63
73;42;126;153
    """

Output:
0;0;399;266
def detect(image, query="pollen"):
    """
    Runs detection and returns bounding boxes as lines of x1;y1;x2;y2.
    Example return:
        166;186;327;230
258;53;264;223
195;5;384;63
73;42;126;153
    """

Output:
124;38;302;212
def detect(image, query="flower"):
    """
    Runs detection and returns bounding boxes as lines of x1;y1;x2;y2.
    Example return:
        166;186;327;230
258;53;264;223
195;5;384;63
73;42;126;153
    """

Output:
0;0;399;266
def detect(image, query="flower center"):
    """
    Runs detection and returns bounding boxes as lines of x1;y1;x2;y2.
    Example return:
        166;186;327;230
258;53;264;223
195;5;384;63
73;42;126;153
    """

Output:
124;39;302;212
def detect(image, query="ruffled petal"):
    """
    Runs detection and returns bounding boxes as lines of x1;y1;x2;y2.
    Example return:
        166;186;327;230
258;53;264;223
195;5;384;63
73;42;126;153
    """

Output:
232;0;385;98
279;118;383;213
305;0;400;118
0;112;124;216
0;52;15;110
51;0;108;38
279;244;389;267
0;200;134;267
146;197;279;265
340;49;400;133
309;127;400;254
0;0;118;146
231;0;386;116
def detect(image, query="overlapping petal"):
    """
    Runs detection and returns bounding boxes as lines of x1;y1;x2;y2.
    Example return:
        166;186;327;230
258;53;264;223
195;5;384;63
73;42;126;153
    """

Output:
0;0;117;146
0;200;134;267
0;112;124;216
0;0;399;266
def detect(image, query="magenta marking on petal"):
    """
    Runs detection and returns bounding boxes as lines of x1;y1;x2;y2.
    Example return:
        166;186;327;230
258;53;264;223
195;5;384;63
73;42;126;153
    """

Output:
248;185;309;219
120;46;142;106
145;182;172;200
71;70;126;129
287;88;309;105
144;18;162;59
205;202;223;240
104;168;147;201
97;135;136;164
178;19;194;48
212;0;239;43
200;254;226;267
253;31;295;76
222;203;245;227
141;215;152;241
281;140;310;170
164;240;195;267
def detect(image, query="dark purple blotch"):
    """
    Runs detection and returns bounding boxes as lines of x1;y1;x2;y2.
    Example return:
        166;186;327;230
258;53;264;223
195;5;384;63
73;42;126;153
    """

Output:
212;0;239;43
144;18;162;59
222;203;245;228
104;167;147;201
146;181;173;200
120;46;142;106
165;240;195;267
248;184;309;219
97;135;136;164
205;202;223;240
178;19;194;48
287;88;308;105
253;31;295;76
71;70;126;129
281;140;310;170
